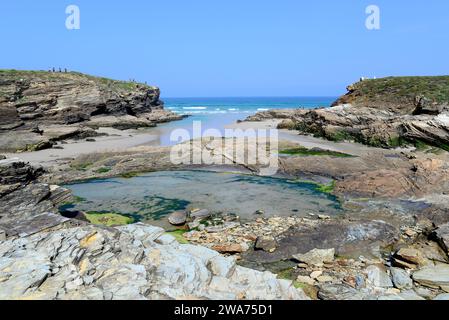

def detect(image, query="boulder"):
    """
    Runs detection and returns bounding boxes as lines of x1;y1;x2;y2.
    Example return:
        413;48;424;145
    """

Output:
168;211;187;226
393;248;429;268
254;236;278;253
190;209;211;220
293;248;335;267
318;284;365;300
365;265;393;288
390;267;413;289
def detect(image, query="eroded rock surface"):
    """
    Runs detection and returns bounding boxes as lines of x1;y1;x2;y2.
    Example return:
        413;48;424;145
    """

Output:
0;223;308;300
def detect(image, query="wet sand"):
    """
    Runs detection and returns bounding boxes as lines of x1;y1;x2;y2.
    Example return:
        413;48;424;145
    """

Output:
5;118;409;168
226;120;409;157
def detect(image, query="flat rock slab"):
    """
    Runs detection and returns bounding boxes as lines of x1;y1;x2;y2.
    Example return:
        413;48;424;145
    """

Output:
412;264;449;289
318;284;366;300
293;248;335;266
0;212;70;238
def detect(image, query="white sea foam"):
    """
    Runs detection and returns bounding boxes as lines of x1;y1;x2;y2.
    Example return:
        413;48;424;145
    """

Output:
182;106;207;110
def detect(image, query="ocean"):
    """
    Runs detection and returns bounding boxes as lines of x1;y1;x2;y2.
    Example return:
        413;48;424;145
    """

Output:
157;97;336;145
164;96;335;116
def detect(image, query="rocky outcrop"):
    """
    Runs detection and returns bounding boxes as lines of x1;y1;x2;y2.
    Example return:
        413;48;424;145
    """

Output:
0;70;184;152
246;76;449;150
0;223;308;300
0;158;73;237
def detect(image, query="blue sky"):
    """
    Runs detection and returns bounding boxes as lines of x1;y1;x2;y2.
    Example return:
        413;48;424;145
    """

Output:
1;0;448;97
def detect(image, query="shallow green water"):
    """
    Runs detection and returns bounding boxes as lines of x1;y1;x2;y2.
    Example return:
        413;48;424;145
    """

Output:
62;170;341;227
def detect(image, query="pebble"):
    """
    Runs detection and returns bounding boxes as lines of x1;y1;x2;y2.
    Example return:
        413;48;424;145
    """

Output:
296;275;315;286
317;275;334;283
310;271;323;279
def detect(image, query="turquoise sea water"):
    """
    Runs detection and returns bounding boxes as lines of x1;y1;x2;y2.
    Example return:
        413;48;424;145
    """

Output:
164;97;335;116
157;97;336;145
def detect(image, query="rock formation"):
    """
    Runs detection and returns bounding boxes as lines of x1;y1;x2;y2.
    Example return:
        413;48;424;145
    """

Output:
0;70;184;152
247;76;449;150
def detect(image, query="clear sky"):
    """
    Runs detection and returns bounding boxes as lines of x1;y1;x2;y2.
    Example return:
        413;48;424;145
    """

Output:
1;0;448;97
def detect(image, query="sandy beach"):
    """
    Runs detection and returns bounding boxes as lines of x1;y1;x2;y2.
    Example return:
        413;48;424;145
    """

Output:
5;117;408;168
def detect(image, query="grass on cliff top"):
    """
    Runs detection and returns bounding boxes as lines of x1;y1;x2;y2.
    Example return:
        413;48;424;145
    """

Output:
84;211;135;227
0;69;154;93
353;76;449;103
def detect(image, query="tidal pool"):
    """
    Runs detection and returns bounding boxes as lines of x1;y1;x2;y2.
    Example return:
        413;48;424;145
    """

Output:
62;170;341;228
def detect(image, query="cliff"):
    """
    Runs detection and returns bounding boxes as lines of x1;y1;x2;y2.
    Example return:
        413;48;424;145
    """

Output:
332;76;449;115
248;76;449;150
0;70;184;152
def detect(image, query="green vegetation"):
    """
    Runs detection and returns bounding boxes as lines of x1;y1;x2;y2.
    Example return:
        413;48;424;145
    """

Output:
292;179;336;194
354;76;449;104
70;162;92;171
315;180;336;194
95;167;112;174
280;146;353;158
120;171;140;179
166;229;189;244
84;211;135;227
388;136;407;148
276;268;318;299
0;69;153;94
328;130;354;143
72;195;86;203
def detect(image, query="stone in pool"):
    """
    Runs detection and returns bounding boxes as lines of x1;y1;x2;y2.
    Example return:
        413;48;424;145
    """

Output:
190;209;211;220
168;211;187;226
